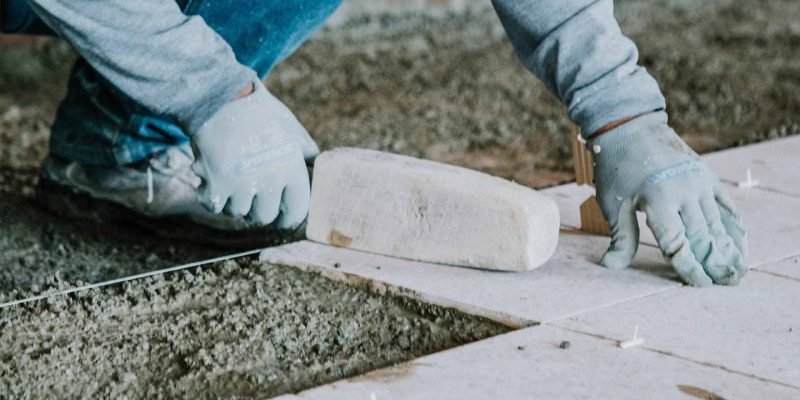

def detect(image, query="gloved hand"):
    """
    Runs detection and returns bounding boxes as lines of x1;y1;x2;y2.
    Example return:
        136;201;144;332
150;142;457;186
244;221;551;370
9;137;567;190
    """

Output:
589;112;747;287
190;80;319;229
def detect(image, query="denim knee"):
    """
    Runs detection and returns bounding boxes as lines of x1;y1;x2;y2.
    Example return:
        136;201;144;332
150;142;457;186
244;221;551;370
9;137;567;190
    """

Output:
189;0;343;75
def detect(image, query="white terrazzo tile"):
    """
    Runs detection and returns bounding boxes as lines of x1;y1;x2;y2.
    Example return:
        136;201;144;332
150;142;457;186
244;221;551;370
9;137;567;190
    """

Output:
261;231;681;327
290;325;799;400
704;135;800;198
726;185;800;266
554;271;800;386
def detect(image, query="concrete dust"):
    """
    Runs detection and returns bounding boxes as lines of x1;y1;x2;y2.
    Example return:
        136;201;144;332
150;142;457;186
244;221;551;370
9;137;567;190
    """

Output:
0;259;508;398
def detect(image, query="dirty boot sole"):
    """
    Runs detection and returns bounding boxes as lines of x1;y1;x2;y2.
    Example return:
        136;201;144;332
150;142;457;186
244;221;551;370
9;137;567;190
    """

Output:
36;177;304;250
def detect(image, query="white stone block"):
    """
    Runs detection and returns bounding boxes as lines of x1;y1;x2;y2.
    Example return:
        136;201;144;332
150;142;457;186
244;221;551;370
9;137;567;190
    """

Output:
306;148;560;272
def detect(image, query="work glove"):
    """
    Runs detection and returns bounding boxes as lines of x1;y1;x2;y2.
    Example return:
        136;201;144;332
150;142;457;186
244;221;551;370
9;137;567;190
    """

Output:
589;112;747;287
190;80;319;229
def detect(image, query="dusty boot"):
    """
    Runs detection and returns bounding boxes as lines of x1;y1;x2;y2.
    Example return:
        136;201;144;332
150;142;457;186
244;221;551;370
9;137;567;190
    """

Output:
36;145;303;249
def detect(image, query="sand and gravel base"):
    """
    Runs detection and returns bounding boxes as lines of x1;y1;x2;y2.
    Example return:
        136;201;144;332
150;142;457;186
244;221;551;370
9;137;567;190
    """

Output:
0;258;508;398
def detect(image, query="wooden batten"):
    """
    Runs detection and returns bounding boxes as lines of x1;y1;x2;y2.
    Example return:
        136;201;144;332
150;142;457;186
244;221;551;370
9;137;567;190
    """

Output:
571;126;610;236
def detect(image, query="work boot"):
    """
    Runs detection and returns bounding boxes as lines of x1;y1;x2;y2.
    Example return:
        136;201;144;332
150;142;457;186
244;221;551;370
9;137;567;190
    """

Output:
36;145;303;248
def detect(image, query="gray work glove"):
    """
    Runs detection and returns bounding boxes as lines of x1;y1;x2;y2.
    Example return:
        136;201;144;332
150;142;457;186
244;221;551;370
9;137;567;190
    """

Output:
589;112;747;287
190;80;319;229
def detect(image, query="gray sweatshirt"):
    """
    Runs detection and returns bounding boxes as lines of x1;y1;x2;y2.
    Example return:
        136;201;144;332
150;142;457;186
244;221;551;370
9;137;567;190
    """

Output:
26;0;665;137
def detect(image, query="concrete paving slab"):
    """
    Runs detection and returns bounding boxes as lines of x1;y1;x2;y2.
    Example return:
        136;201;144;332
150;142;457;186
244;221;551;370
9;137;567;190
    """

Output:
728;186;800;266
290;325;800;400
261;231;681;327
554;271;800;386
754;255;800;281
704;136;800;198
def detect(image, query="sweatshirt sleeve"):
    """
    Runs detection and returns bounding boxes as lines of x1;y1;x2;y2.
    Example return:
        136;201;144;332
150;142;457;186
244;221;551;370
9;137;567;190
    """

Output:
26;0;257;133
491;0;666;137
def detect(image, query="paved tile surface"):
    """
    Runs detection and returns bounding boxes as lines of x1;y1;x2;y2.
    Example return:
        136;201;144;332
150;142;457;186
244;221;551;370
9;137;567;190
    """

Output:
266;137;800;398
289;325;800;399
554;271;800;386
261;232;681;327
704;136;800;198
726;186;800;266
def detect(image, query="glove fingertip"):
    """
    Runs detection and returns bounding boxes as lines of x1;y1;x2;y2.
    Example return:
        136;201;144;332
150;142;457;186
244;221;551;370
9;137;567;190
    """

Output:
224;194;255;218
275;200;309;231
673;256;714;287
601;248;635;270
301;140;320;163
601;199;639;270
284;118;319;161
688;275;714;288
716;272;742;286
718;250;748;286
248;195;281;226
197;187;226;214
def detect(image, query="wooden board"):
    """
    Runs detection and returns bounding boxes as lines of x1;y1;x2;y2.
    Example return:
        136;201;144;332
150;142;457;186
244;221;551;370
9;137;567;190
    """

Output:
571;126;610;236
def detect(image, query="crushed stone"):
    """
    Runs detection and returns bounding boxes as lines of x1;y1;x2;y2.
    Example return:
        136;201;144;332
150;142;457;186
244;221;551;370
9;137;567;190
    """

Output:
0;259;508;398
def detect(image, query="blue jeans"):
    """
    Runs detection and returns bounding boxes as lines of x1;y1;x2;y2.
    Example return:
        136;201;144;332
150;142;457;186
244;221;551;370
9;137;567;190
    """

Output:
1;0;341;166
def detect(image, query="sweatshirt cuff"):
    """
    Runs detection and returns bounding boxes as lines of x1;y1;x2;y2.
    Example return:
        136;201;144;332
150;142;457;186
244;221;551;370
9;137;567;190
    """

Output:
570;68;667;138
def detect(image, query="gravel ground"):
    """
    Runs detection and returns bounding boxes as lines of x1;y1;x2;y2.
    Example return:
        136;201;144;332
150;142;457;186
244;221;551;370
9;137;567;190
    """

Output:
0;0;799;396
0;259;507;398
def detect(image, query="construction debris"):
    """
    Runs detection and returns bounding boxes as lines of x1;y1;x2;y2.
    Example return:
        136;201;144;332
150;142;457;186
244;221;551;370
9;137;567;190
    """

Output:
619;326;645;349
